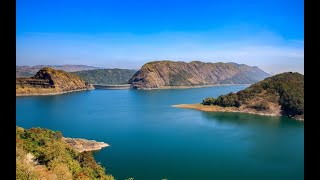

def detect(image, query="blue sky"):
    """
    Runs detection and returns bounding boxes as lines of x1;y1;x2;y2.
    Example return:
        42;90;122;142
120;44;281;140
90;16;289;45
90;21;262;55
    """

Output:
16;0;304;74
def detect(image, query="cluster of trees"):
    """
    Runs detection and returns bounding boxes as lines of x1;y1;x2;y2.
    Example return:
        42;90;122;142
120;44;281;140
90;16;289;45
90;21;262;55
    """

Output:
16;126;114;180
202;92;240;107
202;72;304;118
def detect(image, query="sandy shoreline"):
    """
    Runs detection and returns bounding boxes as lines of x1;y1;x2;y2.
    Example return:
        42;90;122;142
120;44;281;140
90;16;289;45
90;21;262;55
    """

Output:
16;88;92;97
172;103;304;121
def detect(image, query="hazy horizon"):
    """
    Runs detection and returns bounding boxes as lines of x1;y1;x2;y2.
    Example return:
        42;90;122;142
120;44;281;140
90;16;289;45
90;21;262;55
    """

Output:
16;0;304;74
15;61;303;75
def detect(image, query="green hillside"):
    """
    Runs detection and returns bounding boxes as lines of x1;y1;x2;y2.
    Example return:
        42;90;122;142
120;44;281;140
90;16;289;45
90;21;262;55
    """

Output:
16;126;114;180
72;69;137;85
202;72;304;119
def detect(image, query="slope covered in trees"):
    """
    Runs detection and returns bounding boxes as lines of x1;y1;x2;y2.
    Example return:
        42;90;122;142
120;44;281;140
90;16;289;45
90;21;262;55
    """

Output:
202;72;304;119
16;126;114;180
72;69;137;85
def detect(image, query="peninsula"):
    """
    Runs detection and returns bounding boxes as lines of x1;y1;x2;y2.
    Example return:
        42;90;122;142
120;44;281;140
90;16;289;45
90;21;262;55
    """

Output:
174;72;304;120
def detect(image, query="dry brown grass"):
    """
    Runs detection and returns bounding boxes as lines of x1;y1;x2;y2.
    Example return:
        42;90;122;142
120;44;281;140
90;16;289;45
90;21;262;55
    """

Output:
173;103;282;117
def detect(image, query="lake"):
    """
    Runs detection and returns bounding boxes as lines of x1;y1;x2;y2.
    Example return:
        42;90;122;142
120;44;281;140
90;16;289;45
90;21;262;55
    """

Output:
16;85;304;180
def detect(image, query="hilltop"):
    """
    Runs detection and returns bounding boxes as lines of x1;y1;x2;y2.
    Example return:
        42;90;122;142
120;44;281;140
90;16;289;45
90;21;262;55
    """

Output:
128;60;269;89
16;67;92;96
175;72;304;120
16;65;102;77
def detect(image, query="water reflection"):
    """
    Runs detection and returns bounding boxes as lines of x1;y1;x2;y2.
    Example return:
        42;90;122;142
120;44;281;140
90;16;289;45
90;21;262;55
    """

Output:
200;111;304;128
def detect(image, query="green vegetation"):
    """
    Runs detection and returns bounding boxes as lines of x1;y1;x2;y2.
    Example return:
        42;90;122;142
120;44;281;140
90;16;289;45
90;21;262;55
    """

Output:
72;69;137;85
16;126;114;180
202;72;304;119
202;97;216;105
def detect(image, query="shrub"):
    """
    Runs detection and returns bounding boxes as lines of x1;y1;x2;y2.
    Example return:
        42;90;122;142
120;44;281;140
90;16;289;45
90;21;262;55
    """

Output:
202;97;216;105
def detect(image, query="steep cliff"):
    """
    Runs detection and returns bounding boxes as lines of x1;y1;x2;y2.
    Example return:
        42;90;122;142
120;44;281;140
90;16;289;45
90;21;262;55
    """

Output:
16;67;91;96
128;61;269;89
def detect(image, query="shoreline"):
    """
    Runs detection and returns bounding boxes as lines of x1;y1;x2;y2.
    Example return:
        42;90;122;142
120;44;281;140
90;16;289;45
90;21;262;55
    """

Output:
136;84;251;90
172;104;304;121
63;137;109;153
16;88;93;97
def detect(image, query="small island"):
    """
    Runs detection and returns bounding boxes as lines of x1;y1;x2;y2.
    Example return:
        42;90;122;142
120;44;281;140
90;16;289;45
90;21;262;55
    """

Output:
174;72;304;120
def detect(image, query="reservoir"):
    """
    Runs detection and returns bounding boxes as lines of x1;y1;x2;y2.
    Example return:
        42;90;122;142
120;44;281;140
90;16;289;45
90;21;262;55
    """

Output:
16;85;304;180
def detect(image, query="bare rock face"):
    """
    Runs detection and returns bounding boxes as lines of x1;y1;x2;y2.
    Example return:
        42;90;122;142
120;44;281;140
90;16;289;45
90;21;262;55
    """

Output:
63;137;109;152
16;67;91;95
128;61;270;89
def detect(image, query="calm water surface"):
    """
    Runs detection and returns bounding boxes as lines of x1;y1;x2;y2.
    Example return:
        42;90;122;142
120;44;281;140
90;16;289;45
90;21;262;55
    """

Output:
16;85;304;180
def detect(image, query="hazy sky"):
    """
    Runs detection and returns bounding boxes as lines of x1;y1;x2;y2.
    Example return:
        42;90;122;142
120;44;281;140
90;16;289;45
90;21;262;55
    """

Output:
16;0;304;74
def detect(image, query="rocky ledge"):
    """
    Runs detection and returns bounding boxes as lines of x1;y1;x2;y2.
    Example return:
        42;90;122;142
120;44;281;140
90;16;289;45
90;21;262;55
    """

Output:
63;137;109;152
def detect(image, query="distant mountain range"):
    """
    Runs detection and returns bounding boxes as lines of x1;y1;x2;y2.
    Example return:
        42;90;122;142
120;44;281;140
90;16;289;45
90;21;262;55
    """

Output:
128;60;270;89
17;61;270;89
16;65;102;77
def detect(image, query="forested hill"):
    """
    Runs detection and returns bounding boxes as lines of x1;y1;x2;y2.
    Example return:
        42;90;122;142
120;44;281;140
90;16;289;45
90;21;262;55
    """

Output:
72;69;137;85
202;72;304;120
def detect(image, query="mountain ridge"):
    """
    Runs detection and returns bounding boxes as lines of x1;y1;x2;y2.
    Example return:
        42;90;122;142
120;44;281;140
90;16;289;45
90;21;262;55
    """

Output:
128;60;270;89
16;65;103;77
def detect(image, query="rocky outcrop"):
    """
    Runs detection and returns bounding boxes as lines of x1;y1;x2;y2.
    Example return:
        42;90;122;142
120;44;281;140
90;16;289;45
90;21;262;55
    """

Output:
63;137;109;152
16;67;92;96
128;60;269;89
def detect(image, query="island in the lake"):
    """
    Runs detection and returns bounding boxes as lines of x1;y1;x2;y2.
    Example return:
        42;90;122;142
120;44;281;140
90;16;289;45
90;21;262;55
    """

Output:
16;67;93;96
128;60;270;89
16;126;114;180
174;72;304;120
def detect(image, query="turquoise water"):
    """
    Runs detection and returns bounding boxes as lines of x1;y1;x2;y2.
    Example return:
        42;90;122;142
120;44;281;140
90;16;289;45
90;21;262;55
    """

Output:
16;86;304;180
